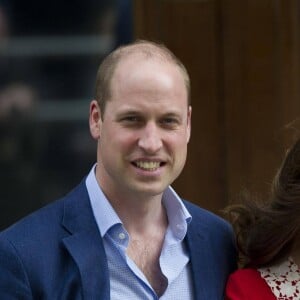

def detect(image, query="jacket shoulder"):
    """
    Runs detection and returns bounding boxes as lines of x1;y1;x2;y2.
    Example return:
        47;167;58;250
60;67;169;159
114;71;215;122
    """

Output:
183;199;232;230
0;179;88;243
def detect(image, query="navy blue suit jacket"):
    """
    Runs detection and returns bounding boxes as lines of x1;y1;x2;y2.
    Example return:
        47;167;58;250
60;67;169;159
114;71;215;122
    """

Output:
0;180;236;299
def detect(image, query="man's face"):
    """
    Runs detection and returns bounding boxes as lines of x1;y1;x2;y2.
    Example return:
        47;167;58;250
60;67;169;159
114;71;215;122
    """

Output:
91;55;191;200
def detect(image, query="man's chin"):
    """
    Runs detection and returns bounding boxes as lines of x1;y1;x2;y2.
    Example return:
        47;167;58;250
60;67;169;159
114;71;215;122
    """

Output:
130;183;167;198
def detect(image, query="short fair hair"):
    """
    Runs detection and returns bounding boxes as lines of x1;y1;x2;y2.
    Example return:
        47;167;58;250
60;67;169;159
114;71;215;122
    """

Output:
94;40;191;117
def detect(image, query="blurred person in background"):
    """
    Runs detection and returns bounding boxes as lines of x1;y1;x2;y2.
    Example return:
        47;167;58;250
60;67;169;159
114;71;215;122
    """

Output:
0;0;132;229
225;138;300;299
0;81;42;228
0;83;37;119
0;40;236;299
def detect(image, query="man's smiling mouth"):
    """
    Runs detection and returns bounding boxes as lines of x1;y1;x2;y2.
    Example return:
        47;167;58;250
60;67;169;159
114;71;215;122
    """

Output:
133;161;164;171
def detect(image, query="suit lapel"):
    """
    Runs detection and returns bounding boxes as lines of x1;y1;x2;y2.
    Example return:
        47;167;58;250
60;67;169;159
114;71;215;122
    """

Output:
61;182;110;300
186;221;219;300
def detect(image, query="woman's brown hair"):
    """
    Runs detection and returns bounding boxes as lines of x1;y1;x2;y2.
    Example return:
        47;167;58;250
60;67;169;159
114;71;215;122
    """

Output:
224;139;300;268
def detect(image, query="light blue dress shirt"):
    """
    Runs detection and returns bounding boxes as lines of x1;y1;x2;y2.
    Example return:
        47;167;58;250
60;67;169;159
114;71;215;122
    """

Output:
86;165;194;299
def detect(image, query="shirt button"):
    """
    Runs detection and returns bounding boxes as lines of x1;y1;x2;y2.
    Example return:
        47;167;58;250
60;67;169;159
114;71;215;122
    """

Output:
118;232;126;240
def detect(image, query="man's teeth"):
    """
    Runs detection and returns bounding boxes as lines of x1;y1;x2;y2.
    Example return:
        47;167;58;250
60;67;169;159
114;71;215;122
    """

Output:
135;161;160;170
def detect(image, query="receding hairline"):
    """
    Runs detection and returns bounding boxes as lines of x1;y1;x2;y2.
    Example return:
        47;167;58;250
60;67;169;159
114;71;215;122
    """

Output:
95;40;191;115
111;41;190;86
113;41;181;62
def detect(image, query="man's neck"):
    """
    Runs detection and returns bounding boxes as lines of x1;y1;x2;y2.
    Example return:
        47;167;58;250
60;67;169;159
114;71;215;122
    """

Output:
102;188;166;232
122;199;168;237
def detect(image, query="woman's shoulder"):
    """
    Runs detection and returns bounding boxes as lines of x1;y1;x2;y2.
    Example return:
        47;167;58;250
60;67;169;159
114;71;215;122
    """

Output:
225;268;276;300
227;268;264;287
258;257;300;299
229;267;260;279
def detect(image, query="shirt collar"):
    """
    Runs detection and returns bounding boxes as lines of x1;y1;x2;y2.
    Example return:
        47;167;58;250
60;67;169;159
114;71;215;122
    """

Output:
86;164;121;237
86;164;192;240
162;186;192;241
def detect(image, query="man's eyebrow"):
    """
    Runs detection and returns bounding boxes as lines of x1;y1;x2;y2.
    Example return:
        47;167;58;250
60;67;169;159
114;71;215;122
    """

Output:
160;111;183;118
116;109;142;116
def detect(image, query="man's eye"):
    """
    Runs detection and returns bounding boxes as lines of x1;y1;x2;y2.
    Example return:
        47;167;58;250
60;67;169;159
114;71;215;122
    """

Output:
120;116;142;124
161;118;179;126
124;116;139;122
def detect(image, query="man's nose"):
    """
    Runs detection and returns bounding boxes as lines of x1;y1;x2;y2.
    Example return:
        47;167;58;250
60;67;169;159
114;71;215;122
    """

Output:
138;122;163;153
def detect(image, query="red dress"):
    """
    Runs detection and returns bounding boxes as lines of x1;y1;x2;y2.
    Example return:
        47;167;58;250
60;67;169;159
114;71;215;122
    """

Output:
225;268;276;300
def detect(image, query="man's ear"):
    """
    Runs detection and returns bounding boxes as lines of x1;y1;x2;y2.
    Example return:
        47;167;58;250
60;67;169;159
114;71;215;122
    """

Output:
89;100;102;140
186;105;192;143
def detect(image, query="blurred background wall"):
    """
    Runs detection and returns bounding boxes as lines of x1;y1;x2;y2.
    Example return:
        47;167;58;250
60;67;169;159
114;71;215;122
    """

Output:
0;0;300;229
134;0;300;212
0;0;133;229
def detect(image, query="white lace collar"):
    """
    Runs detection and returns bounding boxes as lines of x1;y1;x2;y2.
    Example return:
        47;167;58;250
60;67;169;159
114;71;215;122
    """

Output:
259;257;300;299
